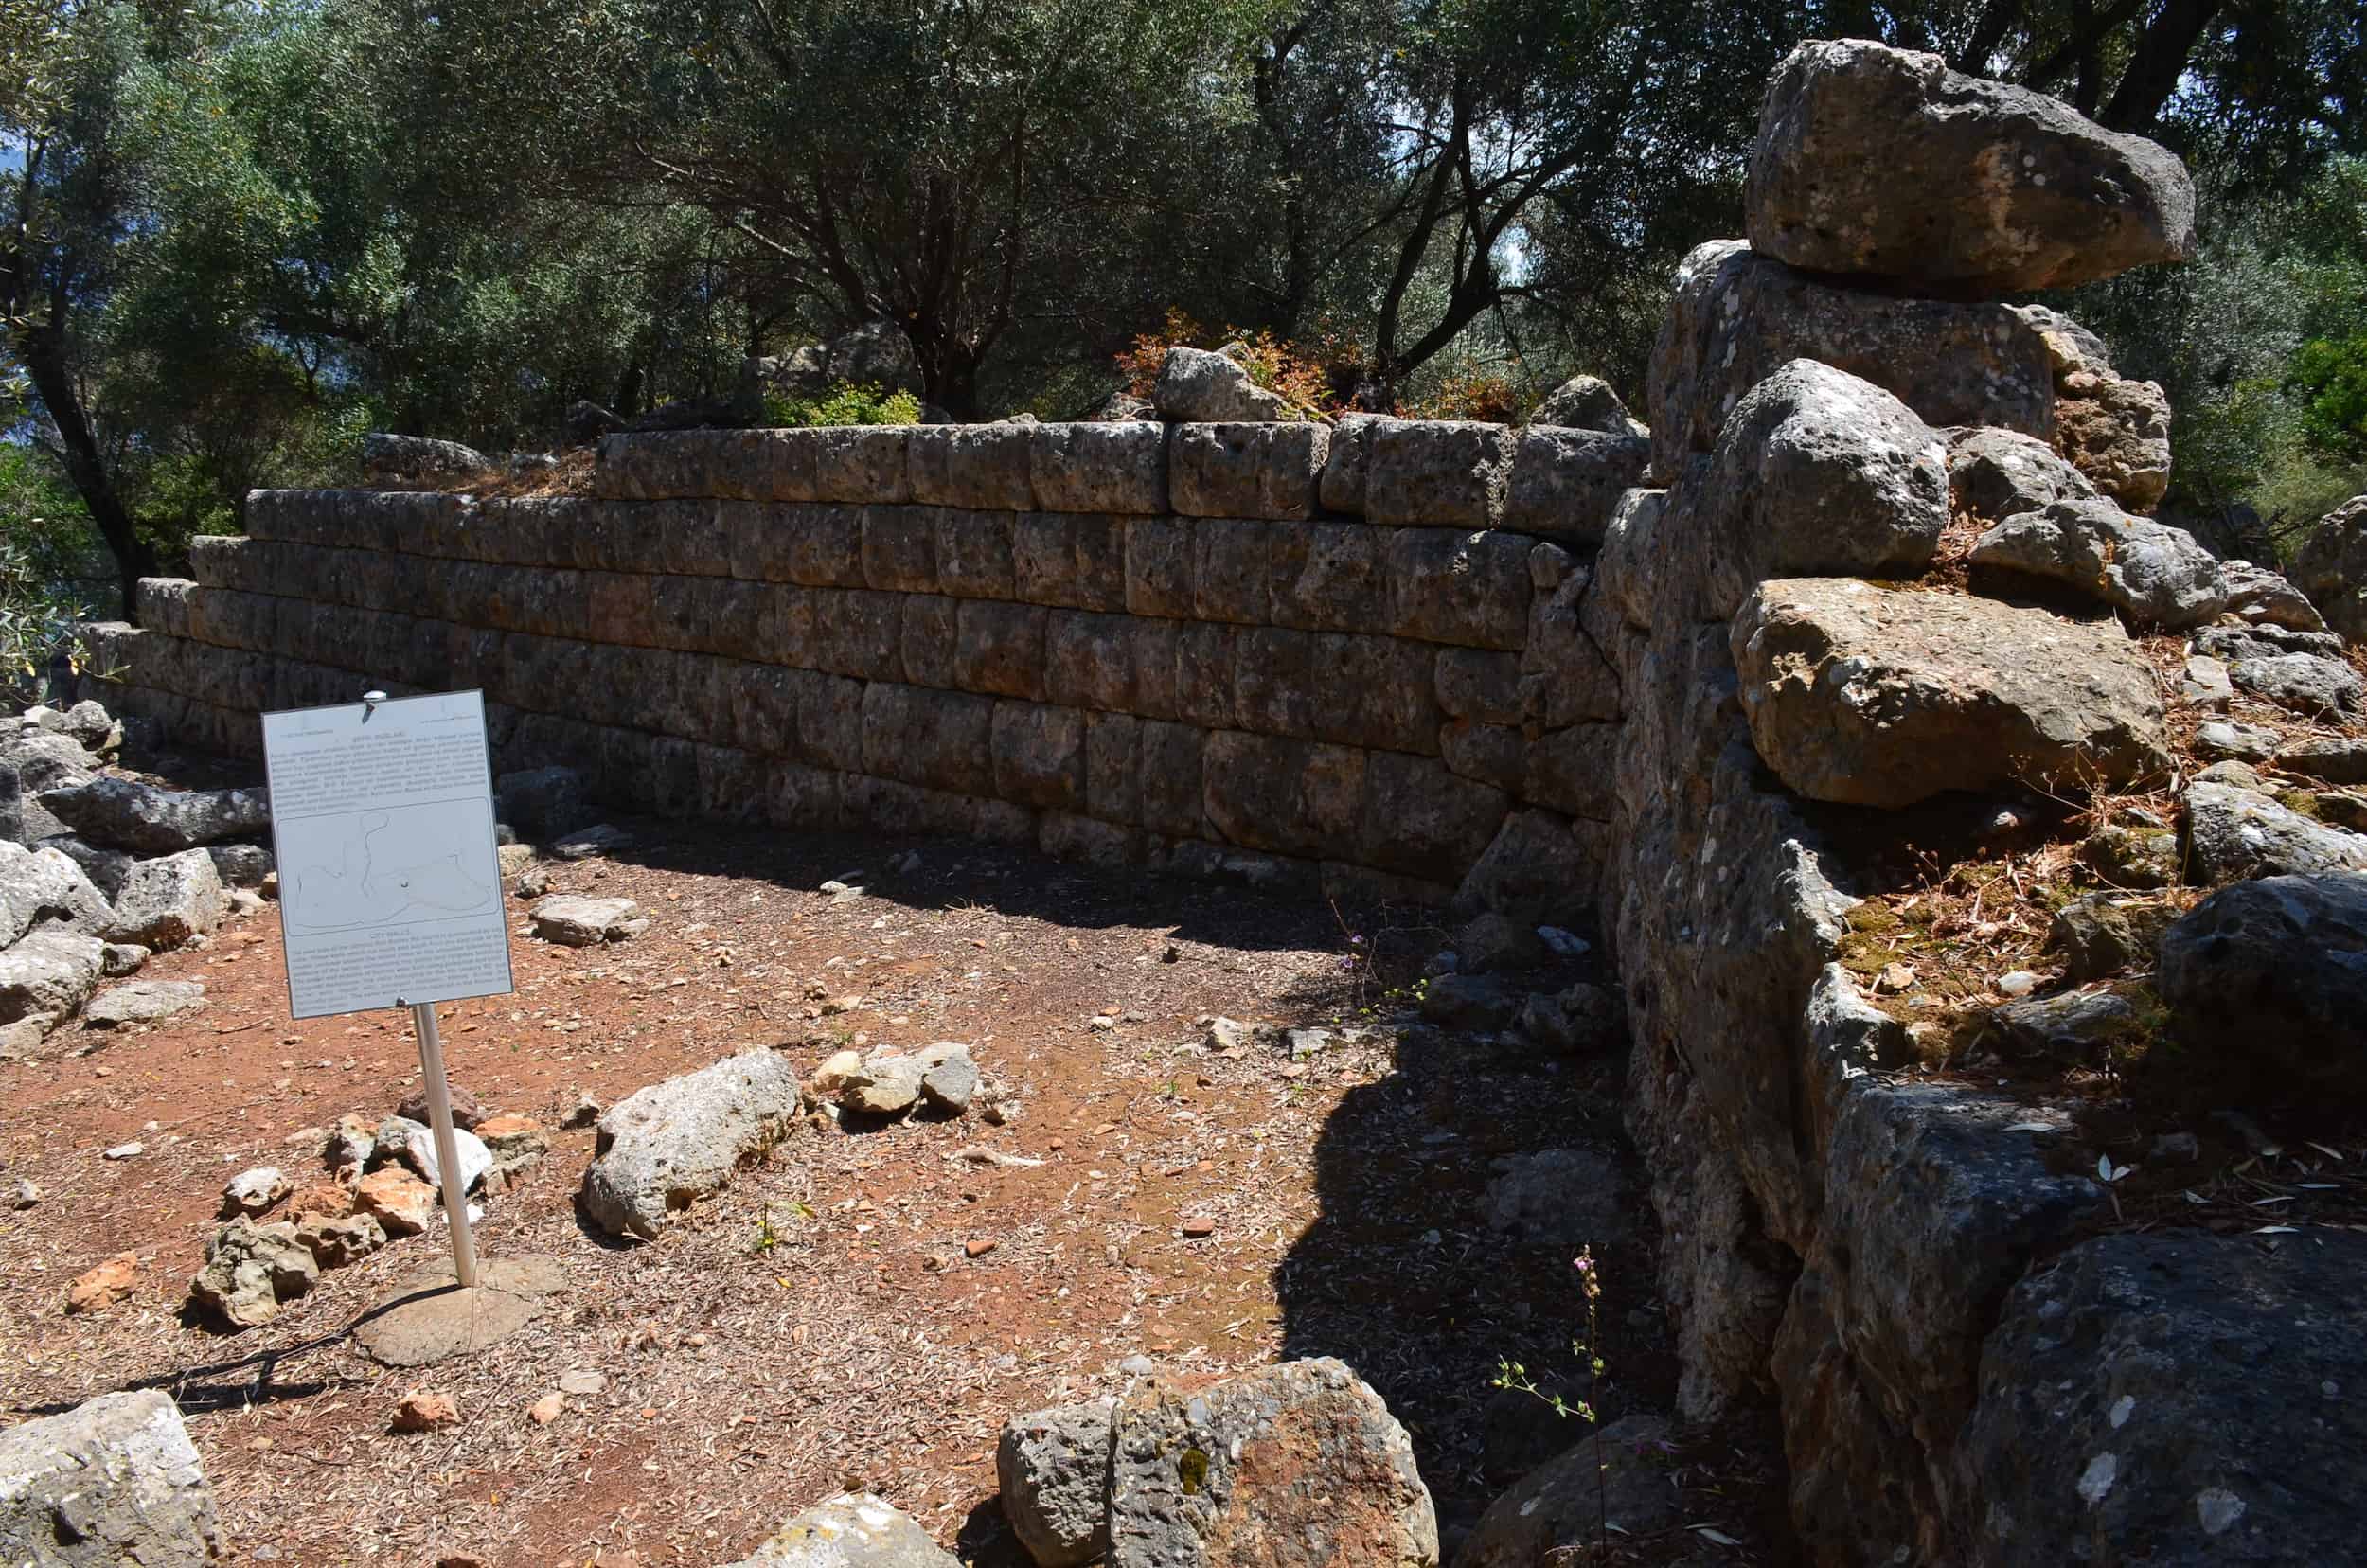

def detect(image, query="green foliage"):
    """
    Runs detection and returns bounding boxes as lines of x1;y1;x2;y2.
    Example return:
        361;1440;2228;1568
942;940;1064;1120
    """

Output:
0;443;110;699
2292;332;2367;462
761;383;922;429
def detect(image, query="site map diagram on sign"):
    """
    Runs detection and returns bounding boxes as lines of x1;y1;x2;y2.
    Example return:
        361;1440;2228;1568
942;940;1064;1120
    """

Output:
262;691;515;1019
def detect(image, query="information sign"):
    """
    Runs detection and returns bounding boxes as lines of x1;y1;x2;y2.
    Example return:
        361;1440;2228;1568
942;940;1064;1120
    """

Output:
260;690;514;1019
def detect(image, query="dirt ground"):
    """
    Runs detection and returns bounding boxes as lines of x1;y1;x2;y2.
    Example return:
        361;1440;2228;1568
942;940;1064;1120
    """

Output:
0;783;1789;1566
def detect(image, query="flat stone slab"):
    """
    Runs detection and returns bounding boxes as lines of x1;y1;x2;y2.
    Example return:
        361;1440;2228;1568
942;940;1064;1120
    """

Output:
84;978;206;1028
352;1255;565;1367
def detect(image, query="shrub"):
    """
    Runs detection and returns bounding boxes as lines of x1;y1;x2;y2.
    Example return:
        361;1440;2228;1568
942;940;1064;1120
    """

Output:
762;382;922;428
1116;308;1340;415
1405;369;1522;423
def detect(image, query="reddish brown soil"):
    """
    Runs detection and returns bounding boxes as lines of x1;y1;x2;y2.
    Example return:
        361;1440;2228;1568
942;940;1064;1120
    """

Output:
0;795;1787;1565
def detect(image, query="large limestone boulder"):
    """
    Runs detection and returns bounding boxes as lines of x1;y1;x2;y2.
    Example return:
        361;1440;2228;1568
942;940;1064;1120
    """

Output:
1947;427;2097;525
1527;374;1646;437
580;1048;802;1239
104;847;224;951
1748;39;2195;294
1731;579;2169;809
0;929;107;1025
2181;780;2367;883
37;775;269;855
1108;1359;1436;1567
997;1399;1115;1567
1969;496;2229;628
1702;358;1949;616
720;1493;958;1566
1961;1230;2367;1566
2026;307;2174;511
1152;347;1292;423
362;431;489;486
2158;872;2367;1099
2293;494;2367;644
0;838;113;945
1646;240;2056;477
0;1390;223;1565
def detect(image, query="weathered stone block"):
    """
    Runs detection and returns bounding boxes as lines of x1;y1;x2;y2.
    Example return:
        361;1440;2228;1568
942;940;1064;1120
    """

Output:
860;506;938;593
1170;423;1327;520
780;504;869;588
862;683;992;794
732;663;802;757
1316;634;1440;755
990;702;1085;810
1032;421;1168;514
1270;522;1386;633
1084;712;1141;825
1234;628;1318;738
648;499;735;578
1013;512;1079;607
813;426;913;504
1040;811;1142;866
1172;623;1238;730
1138;722;1205;838
810;589;902;682
694;743;766;823
953;601;1047;700
935;508;1018;599
1203;733;1366;861
1044;612;1136;712
764;760;844;829
1435;649;1522;722
1364;419;1514;527
899;594;958;687
1384;529;1531;650
1128;620;1180;720
1319;414;1379;515
1440;719;1529;793
797;672;869;772
907;424;1035;510
1123;517;1196;617
1523;722;1620;820
1520;567;1624;727
1071;514;1128;612
1360;751;1506;881
1192;519;1272;624
1502;427;1651;544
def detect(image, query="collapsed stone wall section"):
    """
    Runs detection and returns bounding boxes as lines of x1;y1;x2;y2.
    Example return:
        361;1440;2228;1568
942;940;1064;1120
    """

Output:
90;416;1646;919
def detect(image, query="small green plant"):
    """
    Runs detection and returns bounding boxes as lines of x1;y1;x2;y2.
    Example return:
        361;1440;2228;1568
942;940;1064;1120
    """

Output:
1493;1246;1610;1553
762;381;922;429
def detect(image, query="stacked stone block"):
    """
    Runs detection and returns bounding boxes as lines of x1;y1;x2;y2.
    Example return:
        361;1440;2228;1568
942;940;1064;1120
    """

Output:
92;417;1645;909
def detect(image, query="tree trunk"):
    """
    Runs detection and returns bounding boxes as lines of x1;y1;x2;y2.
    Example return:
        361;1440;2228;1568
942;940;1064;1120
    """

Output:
17;324;156;622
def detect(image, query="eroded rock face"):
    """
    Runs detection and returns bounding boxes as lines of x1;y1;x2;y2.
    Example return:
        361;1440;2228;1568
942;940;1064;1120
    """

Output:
0;1390;223;1566
1748;39;2195;294
2293;494;2367;644
1948;427;2097;525
1646;241;2057;477
1730;579;2169;808
1528;374;1647;438
1108;1360;1437;1567
0;929;107;1025
105;847;224;951
2157;872;2367;1099
998;1399;1115;1567
187;1216;319;1328
0;838;113;946
1958;1229;2367;1567
580;1048;802;1238
2180;781;2367;883
1969;497;2227;628
1152;347;1291;423
1700;359;1949;617
36;775;269;855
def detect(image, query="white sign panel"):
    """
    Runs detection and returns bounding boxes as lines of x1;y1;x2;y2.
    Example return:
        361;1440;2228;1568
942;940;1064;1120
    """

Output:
261;690;515;1019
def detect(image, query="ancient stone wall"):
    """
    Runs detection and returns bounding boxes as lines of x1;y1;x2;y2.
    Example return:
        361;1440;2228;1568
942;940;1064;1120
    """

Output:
88;417;1646;917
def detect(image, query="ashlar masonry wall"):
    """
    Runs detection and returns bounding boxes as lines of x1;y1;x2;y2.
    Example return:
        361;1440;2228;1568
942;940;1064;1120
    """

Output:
89;417;1646;913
